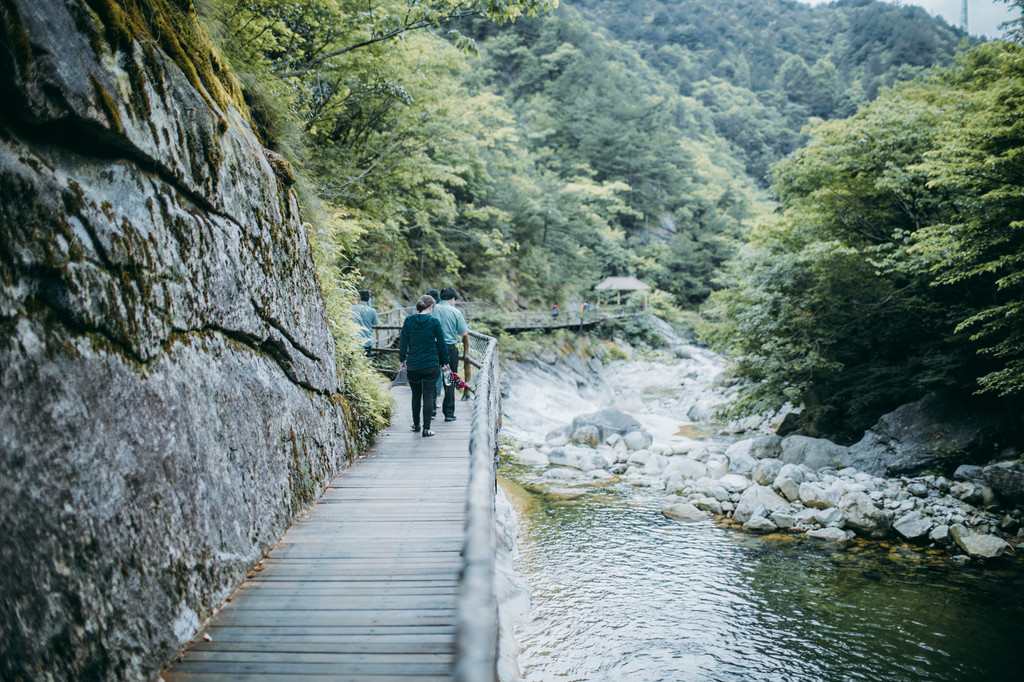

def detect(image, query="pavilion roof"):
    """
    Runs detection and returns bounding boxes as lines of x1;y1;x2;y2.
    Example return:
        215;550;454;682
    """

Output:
593;276;650;291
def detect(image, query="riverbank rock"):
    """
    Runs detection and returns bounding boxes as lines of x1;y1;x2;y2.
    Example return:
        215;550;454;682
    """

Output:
724;440;758;474
954;465;984;481
743;516;779;533
720;473;752;493
662;457;707;481
840;492;892;538
982;461;1024;505
727;435;783;461
570;408;649;444
663;502;708;522
843;392;1005;476
893;510;934;540
752;459;784;486
548;446;614;471
949;480;997;507
806;528;855;542
799;482;835;509
950;524;1011;560
514;447;549;466
733;486;789;523
571;424;601;447
624;430;654;451
781;435;847;471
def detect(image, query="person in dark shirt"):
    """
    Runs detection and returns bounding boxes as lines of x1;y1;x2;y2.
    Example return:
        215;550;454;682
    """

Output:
399;294;448;437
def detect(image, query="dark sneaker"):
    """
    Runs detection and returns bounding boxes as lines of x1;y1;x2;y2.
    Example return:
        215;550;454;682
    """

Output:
422;429;435;438
411;424;420;432
444;416;457;422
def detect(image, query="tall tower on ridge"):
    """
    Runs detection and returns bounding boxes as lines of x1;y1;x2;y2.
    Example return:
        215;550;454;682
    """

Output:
961;0;969;33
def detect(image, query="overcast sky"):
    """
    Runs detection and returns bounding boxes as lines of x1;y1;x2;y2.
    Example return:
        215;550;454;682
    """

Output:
796;0;1019;38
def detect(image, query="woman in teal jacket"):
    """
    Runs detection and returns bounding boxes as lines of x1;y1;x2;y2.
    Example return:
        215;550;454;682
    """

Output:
399;294;448;437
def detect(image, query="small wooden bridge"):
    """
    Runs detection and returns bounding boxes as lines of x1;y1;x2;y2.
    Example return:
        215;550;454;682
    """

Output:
163;333;501;681
369;304;638;355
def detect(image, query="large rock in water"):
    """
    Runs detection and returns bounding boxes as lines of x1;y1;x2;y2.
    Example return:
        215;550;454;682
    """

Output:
663;502;709;522
0;2;352;680
842;392;1002;476
570;408;648;444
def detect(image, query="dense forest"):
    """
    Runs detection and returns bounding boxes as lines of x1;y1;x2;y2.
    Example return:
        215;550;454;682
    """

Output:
194;0;1023;438
704;36;1024;439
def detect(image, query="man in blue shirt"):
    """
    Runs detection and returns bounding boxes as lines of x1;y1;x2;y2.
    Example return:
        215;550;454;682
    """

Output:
433;287;469;421
349;289;379;357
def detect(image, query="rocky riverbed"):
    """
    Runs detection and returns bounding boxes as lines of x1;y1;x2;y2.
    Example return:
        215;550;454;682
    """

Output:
500;320;1024;565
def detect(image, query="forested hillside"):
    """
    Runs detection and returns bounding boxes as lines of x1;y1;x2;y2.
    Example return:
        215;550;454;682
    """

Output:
568;0;969;181
190;0;1022;437
197;0;969;309
455;0;971;305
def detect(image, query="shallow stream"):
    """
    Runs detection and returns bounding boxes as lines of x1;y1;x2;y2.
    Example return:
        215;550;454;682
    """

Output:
501;472;1024;681
498;335;1024;681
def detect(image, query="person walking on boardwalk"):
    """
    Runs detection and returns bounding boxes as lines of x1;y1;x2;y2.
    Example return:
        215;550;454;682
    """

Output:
399;294;448;437
426;288;442;417
434;287;469;422
349;289;379;357
551;303;559;319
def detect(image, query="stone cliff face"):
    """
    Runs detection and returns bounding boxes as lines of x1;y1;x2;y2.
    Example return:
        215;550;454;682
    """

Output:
0;1;354;679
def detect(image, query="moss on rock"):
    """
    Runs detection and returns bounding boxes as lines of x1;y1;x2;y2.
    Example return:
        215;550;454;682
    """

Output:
81;0;245;116
0;0;33;78
89;74;122;133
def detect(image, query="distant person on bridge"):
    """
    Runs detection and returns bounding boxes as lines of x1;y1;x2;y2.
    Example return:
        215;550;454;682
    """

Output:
551;304;559;319
434;287;469;422
399;294;448;438
349;289;378;357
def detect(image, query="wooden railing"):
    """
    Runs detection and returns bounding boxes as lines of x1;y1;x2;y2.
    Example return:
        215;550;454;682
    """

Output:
370;306;412;351
372;304;638;348
454;330;501;682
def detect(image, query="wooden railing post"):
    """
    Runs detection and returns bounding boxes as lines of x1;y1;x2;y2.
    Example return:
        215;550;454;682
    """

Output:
461;334;471;400
455;330;500;682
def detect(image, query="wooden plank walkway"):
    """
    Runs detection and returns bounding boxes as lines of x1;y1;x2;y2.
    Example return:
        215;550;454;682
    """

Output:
164;387;473;681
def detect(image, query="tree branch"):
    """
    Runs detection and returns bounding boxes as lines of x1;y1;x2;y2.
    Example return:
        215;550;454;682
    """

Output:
278;9;482;78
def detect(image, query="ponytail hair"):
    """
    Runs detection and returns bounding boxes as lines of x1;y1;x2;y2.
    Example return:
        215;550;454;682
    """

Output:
416;294;435;312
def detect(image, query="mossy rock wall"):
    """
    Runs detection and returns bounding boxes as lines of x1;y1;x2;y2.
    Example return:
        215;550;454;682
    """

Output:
0;1;353;679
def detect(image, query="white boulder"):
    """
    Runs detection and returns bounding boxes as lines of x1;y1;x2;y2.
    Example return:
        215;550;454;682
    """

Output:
662;502;708;522
662;457;708;481
720;474;752;493
806;528;855;542
733;485;789;523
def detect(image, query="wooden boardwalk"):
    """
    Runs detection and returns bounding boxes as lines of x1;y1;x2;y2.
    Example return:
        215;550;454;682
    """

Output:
164;388;474;681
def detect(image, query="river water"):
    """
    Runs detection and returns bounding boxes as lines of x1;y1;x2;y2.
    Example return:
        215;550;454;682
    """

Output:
497;333;1024;682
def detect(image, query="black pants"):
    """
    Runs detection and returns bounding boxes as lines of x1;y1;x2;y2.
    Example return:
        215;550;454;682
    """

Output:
408;366;440;429
442;344;460;419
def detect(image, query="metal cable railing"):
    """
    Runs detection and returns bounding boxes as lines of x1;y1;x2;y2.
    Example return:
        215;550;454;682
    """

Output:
454;330;500;682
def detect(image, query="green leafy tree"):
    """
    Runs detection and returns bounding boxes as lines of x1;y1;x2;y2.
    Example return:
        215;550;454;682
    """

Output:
704;37;1024;437
911;42;1024;396
470;4;757;305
